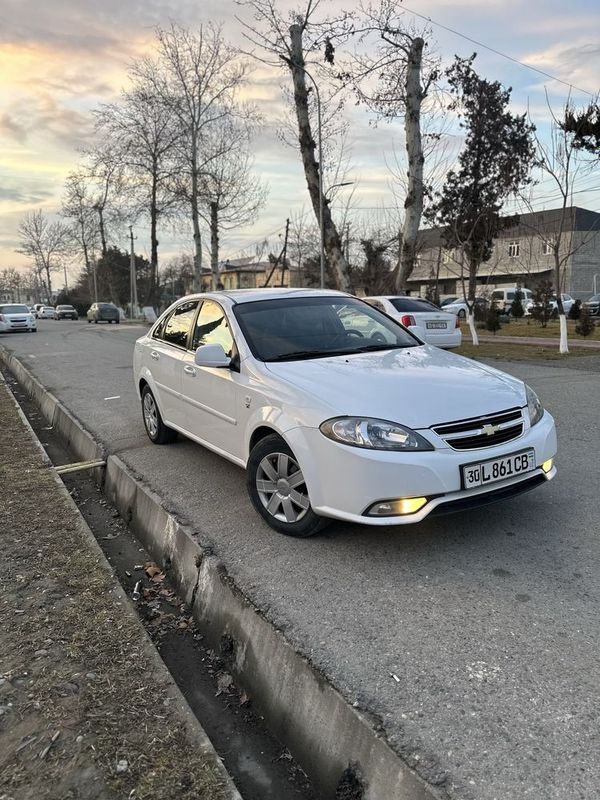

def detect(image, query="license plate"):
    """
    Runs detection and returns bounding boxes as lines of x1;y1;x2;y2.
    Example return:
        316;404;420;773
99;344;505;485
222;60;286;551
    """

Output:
426;321;447;329
461;449;535;489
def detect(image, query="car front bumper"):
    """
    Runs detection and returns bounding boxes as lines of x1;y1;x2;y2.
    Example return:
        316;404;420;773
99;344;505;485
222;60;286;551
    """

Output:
287;410;556;525
0;320;37;332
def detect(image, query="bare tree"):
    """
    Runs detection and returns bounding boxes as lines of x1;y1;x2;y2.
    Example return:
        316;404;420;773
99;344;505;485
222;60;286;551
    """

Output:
240;0;352;290
521;95;596;353
349;0;439;293
133;23;249;293
61;171;100;302
16;210;73;300
94;82;183;304
198;111;268;289
80;144;125;258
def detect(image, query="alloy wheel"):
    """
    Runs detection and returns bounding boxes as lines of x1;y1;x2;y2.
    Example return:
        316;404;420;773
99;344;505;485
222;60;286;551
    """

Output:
143;392;158;438
256;452;310;523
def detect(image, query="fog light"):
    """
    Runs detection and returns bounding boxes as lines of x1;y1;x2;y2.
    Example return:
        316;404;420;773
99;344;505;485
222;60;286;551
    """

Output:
541;458;554;474
367;497;428;517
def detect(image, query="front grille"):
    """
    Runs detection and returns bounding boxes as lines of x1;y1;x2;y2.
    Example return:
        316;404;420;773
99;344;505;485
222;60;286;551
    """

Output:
432;408;524;451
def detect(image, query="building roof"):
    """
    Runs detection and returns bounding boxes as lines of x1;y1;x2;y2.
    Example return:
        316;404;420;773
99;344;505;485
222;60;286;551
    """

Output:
418;205;600;250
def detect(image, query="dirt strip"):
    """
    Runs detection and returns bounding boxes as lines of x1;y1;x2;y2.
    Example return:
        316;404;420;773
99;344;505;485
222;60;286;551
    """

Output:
0;377;238;800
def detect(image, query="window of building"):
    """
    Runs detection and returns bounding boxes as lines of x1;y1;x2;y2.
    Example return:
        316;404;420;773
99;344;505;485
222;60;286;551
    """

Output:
507;241;520;258
191;299;234;356
542;240;554;255
156;300;199;348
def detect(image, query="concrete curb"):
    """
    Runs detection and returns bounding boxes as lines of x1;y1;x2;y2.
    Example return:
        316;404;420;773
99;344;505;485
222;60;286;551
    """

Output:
0;345;444;800
0;368;243;800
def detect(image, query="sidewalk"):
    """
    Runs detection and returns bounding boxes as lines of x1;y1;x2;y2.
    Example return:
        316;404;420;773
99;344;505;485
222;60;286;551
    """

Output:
0;378;236;800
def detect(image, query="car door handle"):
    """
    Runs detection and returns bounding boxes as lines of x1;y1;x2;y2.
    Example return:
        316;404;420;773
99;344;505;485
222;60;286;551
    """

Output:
150;351;160;361
184;365;196;376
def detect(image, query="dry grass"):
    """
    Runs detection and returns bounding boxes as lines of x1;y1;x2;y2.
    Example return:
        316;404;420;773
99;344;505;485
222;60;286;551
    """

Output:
487;318;600;341
455;342;599;362
0;379;228;800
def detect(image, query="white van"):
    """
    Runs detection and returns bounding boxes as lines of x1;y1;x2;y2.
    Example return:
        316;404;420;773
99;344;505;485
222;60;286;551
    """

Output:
490;287;533;314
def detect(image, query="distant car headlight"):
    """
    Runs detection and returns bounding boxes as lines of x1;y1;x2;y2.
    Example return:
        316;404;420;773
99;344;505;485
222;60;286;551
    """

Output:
526;385;544;427
320;417;434;451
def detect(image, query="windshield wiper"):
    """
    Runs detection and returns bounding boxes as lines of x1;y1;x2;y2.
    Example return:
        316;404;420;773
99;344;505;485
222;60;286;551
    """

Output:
267;349;349;362
267;344;412;362
350;343;412;353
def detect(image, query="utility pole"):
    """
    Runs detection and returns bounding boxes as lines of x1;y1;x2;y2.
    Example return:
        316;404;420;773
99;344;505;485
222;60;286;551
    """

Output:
129;226;138;319
63;263;69;294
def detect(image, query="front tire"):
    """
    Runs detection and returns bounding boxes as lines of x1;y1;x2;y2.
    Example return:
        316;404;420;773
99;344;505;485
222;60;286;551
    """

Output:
246;434;329;537
141;385;177;445
458;309;467;319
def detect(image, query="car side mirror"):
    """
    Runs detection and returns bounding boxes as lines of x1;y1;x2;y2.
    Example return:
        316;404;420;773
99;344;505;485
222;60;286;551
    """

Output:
408;324;427;343
194;343;231;368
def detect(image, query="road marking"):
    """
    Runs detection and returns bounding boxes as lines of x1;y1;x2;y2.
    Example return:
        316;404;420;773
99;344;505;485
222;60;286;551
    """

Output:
104;395;121;401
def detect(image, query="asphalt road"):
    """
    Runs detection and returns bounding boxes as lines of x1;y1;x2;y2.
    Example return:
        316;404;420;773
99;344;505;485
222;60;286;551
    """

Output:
3;319;600;800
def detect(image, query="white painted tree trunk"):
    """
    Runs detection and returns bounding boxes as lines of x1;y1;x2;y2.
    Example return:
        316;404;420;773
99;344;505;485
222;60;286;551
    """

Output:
396;37;425;294
559;313;569;354
468;312;479;346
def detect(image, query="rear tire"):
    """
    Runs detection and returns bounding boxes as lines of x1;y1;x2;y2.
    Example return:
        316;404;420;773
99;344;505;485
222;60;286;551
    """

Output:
141;385;177;445
246;434;329;537
94;319;98;324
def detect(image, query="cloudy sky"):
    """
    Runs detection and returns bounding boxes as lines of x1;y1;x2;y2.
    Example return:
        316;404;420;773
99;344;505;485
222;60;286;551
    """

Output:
1;0;599;282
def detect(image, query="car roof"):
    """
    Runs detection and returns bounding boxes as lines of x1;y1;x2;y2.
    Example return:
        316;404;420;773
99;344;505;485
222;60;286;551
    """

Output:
179;288;351;306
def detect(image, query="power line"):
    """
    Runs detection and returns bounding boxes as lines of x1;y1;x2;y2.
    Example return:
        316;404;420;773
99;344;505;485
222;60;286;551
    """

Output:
402;3;598;98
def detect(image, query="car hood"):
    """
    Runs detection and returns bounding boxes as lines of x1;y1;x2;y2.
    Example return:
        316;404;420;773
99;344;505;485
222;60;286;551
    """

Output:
264;345;526;429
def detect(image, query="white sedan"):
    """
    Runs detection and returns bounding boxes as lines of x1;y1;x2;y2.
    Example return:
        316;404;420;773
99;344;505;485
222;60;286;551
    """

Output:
525;294;574;316
133;289;557;537
0;303;37;333
38;306;58;319
364;296;461;348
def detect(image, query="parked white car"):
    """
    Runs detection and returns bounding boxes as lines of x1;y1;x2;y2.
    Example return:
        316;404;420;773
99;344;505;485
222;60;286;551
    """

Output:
364;296;461;349
525;293;574;316
133;290;557;537
0;303;37;333
38;306;57;319
441;297;488;319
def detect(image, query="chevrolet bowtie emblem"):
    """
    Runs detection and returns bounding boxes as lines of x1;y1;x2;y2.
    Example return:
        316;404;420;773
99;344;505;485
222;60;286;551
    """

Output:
482;424;500;436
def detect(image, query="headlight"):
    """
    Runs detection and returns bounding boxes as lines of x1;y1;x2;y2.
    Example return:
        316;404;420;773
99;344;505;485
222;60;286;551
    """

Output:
525;385;544;427
320;417;434;451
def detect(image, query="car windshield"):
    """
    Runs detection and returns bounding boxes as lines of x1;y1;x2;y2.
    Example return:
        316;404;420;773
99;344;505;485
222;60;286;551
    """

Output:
389;297;440;312
233;296;420;362
0;305;29;313
98;303;116;309
57;305;74;310
589;294;600;302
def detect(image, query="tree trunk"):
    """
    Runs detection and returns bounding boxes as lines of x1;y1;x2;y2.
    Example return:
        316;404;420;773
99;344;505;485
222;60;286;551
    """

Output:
44;263;53;299
80;221;93;301
191;155;203;293
288;24;350;292
468;256;479;346
148;168;159;306
396;37;425;294
210;201;219;291
97;207;108;257
555;253;568;354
